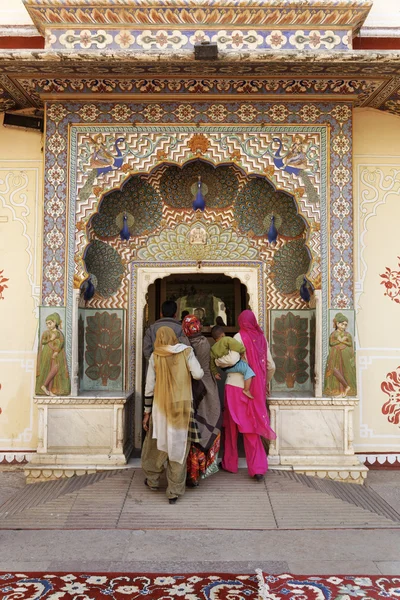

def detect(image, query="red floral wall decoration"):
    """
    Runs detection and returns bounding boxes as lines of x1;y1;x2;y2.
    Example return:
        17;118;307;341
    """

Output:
381;365;400;426
0;270;8;300
380;257;400;303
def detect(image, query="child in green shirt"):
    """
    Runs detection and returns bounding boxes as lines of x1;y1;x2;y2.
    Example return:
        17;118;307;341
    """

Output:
210;325;255;398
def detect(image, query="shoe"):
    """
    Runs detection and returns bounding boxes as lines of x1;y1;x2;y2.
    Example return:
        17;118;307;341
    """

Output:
168;497;178;505
186;479;199;488
254;474;264;482
144;478;158;491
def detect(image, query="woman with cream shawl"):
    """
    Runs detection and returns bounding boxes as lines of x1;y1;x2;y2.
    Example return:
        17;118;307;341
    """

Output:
142;326;204;504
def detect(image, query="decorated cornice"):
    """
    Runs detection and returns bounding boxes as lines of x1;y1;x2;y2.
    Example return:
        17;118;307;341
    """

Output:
1;49;400;116
24;0;372;34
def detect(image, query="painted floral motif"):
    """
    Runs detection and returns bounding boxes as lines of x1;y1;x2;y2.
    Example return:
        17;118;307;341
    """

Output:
381;365;400;425
206;104;228;122
78;104;100;122
43;290;62;306
137;30;188;50
333;258;351;284
110;104;133;122
47;164;65;185
289;29;341;50
142;104;166;122
332;165;350;187
115;31;135;48
47;131;66;155
46;227;64;250
299;104;321;122
267;105;289;122
235;104;258;122
46;103;68;122
331;104;352;122
212;30;263;50
44;259;63;283
380;257;400;303
173;104;197;121
332;196;350;219
59;29;113;49
46;197;64;218
0;270;9;300
332;133;351;156
265;31;287;49
333;227;351;252
189;31;210;45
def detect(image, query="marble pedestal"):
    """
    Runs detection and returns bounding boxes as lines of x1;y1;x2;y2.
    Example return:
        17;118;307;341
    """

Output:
25;394;131;483
268;396;368;484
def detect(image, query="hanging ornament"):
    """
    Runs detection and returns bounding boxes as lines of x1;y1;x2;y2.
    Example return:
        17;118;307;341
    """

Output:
192;175;206;211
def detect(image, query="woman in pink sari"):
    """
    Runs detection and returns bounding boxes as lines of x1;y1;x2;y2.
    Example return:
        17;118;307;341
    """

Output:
221;310;276;481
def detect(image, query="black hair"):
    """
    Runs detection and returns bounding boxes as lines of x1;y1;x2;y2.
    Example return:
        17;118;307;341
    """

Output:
162;300;178;318
181;310;189;320
211;325;225;340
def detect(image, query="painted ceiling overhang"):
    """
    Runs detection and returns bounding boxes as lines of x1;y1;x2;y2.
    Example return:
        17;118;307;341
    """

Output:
0;1;398;117
2;51;400;117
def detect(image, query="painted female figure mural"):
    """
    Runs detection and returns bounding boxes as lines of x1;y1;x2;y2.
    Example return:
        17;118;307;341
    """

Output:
35;313;71;396
324;313;357;397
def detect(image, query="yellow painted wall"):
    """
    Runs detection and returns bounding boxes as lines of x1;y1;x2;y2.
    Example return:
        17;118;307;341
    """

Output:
353;107;400;454
0;115;43;454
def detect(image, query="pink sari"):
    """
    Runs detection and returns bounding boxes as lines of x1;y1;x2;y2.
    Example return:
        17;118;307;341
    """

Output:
225;310;276;440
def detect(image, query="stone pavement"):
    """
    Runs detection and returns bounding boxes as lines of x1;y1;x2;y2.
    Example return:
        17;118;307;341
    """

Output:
0;467;399;575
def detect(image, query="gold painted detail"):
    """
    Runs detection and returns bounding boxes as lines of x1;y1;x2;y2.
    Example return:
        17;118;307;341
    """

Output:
137;220;257;261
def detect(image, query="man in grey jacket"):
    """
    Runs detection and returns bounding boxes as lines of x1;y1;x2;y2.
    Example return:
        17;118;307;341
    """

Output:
143;300;190;360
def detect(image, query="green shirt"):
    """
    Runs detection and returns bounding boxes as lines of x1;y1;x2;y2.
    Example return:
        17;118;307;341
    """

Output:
210;336;246;375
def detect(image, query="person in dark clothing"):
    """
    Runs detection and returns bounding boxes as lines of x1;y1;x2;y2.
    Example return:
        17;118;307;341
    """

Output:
143;300;190;360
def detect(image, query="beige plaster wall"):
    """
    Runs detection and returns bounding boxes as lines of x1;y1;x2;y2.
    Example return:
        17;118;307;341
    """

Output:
0;115;43;454
353;107;400;455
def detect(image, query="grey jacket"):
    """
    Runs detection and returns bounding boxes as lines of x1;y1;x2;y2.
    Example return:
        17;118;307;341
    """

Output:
143;317;190;360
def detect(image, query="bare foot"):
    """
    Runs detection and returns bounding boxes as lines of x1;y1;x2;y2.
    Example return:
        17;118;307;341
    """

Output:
344;386;351;396
243;389;254;399
41;385;50;396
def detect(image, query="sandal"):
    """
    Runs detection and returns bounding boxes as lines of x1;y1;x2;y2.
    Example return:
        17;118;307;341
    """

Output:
144;478;158;491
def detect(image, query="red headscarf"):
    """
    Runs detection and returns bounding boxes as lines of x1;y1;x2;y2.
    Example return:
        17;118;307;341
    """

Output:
182;314;202;337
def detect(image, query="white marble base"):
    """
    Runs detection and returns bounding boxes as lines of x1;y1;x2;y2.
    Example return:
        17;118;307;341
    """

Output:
268;396;368;484
26;395;129;481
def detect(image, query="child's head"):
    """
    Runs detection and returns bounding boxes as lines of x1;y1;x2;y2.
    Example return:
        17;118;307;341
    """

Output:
211;325;225;341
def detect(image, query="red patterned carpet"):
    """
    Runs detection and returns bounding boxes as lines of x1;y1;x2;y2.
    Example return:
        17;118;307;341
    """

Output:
0;572;399;600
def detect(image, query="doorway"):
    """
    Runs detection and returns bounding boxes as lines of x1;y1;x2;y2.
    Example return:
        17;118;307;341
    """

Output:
130;261;264;449
146;273;250;337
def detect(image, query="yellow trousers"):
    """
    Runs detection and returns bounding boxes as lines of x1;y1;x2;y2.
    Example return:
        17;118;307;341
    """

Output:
141;419;191;499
